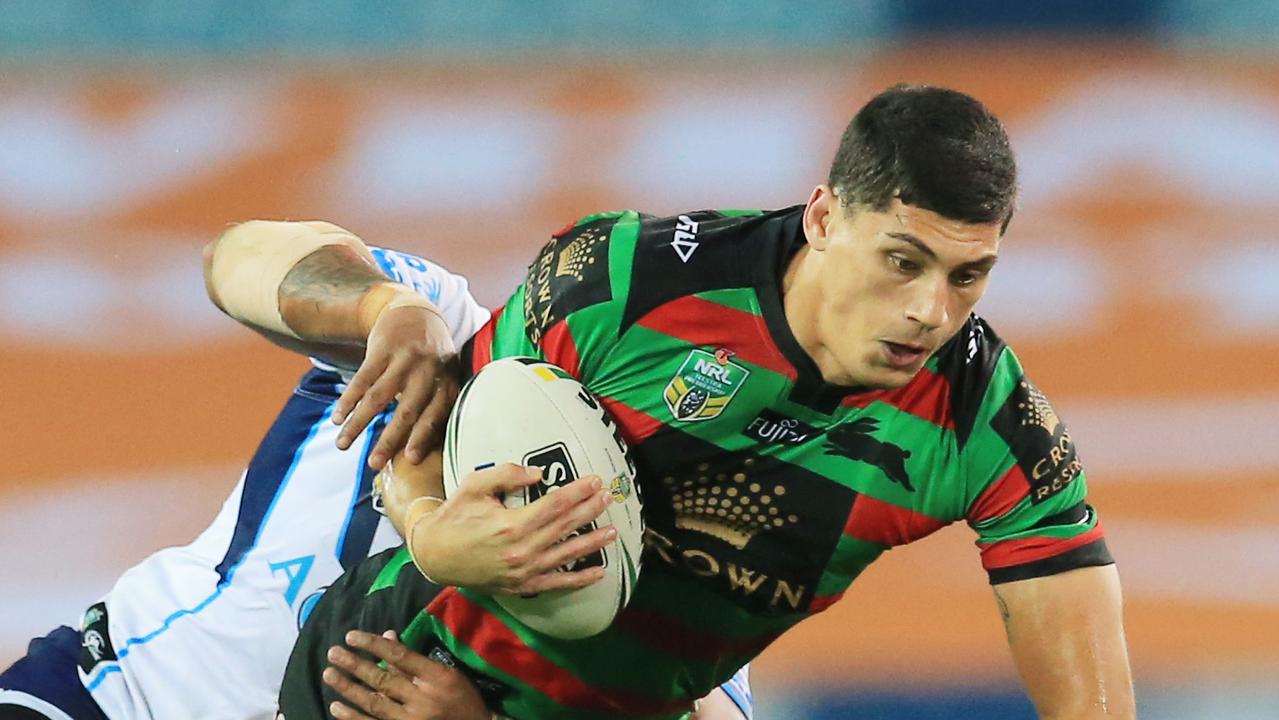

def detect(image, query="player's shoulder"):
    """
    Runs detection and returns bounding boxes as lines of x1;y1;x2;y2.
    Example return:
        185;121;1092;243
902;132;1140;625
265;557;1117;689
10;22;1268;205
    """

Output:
932;314;1015;447
623;205;804;330
630;206;797;276
525;206;802;334
521;212;634;345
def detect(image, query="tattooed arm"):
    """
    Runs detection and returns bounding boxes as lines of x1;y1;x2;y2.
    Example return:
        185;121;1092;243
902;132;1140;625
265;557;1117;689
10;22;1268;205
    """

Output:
992;565;1135;719
204;241;389;367
203;222;457;469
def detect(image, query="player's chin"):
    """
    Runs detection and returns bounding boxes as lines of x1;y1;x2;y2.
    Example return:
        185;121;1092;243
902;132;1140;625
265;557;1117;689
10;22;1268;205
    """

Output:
859;360;922;389
827;361;912;390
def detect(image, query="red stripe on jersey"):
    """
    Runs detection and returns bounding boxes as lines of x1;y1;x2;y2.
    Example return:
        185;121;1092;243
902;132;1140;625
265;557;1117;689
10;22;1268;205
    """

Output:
611;608;777;664
541;320;582;379
637;296;798;380
966;463;1032;524
428;590;691;716
469;305;502;374
842;367;953;428
843;494;947;547
979;523;1107;570
599;395;665;444
808;592;844;613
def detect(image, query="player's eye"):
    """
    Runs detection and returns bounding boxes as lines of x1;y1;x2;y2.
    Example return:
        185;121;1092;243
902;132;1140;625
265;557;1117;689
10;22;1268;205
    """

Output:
888;254;920;274
950;269;988;287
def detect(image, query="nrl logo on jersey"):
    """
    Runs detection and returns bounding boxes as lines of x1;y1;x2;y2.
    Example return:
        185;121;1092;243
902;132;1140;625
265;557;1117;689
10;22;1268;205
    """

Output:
663;348;750;422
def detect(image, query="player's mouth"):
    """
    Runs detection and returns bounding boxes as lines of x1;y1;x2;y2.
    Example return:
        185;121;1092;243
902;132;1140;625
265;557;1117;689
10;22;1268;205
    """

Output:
880;341;929;370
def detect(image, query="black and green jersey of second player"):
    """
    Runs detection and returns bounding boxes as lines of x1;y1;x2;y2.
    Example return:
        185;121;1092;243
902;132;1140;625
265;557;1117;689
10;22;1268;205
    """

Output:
373;207;1109;719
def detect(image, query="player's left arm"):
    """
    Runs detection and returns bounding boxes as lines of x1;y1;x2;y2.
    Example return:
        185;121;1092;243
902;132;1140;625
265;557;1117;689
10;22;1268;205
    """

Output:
956;332;1133;719
992;566;1135;719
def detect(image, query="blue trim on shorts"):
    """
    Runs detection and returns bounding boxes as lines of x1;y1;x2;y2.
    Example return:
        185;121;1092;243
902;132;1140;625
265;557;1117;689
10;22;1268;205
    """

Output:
719;664;753;719
334;415;387;571
84;380;334;693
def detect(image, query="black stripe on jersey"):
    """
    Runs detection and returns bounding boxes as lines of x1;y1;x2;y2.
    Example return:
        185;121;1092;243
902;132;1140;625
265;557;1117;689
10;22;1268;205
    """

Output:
990;373;1083;506
620;207;802;334
987;537;1114;585
1030;501;1089;530
635;423;855;615
458;333;479;383
523;216;618;348
933;315;1007;449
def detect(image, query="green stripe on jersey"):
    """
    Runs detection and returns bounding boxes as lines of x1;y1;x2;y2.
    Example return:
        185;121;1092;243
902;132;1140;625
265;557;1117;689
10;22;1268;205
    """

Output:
593;323;790;429
692;288;764;316
366;547;415;595
492;287;543;360
565;212;641;382
571;210;629;229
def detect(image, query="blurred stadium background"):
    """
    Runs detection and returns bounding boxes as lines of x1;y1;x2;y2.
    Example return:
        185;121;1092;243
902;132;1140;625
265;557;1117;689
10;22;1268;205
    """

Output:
2;1;1277;718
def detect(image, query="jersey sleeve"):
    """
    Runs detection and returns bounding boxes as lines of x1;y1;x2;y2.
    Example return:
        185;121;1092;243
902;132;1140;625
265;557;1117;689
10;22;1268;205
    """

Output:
462;211;640;385
369;246;492;348
959;343;1114;584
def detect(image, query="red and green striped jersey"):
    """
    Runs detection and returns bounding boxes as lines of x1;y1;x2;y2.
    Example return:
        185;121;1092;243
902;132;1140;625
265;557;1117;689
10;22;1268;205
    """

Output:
421;207;1112;719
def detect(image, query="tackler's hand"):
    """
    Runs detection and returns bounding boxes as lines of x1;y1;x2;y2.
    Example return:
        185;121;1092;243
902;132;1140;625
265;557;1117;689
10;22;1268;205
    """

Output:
333;302;459;471
407;464;617;595
324;630;488;720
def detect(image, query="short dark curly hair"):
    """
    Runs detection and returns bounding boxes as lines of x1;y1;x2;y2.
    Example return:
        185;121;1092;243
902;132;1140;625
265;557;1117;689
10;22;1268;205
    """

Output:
828;84;1017;232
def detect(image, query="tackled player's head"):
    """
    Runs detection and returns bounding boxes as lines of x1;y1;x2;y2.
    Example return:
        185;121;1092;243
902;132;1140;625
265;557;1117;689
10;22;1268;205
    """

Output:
792;84;1017;388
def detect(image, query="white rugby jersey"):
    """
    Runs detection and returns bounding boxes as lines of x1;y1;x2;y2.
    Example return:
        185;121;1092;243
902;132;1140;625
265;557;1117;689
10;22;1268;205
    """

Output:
81;248;490;720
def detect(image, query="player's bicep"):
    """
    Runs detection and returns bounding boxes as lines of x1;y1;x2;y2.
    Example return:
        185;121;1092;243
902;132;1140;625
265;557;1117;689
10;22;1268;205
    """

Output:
993;565;1135;718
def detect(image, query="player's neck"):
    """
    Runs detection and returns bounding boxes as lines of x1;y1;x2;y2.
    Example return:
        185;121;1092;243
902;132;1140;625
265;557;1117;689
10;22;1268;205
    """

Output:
780;246;822;362
781;245;862;386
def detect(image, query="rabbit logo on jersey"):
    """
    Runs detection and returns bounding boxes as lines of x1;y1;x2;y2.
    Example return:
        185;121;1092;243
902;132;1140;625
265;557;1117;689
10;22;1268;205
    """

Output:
522;442;606;571
664;348;751;422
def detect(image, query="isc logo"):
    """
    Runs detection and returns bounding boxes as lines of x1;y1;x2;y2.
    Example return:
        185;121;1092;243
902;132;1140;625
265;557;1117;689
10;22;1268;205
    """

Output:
521;442;605;570
671;214;700;263
522;443;578;498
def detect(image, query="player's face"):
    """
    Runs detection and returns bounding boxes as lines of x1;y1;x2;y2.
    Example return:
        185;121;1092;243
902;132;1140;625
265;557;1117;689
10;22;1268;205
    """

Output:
799;187;1003;388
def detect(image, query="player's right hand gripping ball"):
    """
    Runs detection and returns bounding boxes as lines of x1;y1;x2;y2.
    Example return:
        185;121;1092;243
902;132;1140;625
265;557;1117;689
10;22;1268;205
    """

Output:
442;357;643;639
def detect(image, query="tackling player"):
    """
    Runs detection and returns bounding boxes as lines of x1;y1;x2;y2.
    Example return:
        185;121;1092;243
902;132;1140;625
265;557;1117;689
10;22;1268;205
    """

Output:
0;230;752;719
0;240;490;719
213;85;1135;719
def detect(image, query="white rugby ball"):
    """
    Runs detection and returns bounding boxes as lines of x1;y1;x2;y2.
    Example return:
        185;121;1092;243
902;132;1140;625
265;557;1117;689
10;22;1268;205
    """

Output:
442;357;643;639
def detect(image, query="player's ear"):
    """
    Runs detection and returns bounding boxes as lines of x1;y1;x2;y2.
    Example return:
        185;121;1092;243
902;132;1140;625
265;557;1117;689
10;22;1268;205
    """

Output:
802;184;837;252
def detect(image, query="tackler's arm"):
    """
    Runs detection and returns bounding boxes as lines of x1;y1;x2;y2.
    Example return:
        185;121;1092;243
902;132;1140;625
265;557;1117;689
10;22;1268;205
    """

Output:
202;220;448;368
203;220;457;469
